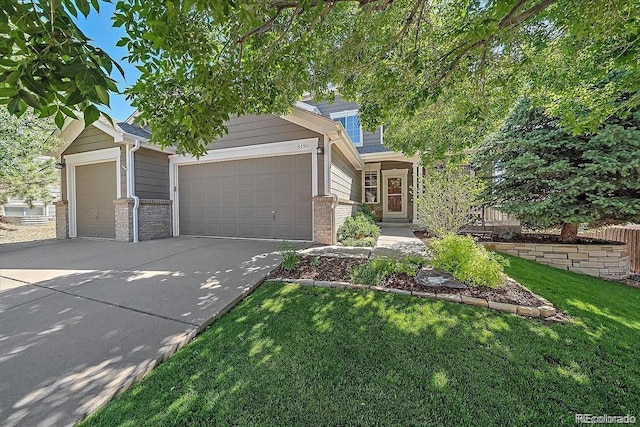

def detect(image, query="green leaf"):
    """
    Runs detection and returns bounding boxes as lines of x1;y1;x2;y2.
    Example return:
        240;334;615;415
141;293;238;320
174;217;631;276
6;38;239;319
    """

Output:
19;89;42;109
7;96;21;114
54;110;65;128
76;0;90;17
94;85;110;105
83;104;100;125
0;86;18;98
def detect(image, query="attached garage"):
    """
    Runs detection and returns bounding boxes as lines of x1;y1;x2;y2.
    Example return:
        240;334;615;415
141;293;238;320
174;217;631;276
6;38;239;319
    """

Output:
177;154;313;240
75;162;117;238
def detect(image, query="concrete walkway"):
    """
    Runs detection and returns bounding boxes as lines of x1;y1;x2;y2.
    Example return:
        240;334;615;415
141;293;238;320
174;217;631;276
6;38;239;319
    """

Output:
372;227;427;257
0;237;302;427
301;226;427;259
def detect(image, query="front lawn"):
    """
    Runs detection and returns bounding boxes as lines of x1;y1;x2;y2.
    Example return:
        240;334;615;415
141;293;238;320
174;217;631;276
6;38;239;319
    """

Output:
82;256;639;426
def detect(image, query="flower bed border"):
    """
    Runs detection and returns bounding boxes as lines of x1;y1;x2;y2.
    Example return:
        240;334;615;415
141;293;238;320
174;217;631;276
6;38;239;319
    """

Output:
270;277;557;319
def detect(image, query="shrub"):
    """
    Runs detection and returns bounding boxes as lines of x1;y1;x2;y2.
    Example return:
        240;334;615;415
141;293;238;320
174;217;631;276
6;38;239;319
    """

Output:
359;203;377;223
429;234;508;288
339;213;380;247
415;164;485;237
278;241;299;271
310;256;321;267
350;256;429;285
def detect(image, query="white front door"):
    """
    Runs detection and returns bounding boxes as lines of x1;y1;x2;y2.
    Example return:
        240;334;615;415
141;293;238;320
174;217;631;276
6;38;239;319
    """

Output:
382;169;408;219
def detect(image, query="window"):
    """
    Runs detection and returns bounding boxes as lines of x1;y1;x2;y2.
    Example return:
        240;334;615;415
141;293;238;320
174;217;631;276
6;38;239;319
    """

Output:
362;163;380;203
330;110;363;146
364;171;378;203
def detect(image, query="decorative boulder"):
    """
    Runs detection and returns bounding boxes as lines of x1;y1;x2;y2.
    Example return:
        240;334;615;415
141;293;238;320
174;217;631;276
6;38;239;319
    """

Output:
415;267;467;289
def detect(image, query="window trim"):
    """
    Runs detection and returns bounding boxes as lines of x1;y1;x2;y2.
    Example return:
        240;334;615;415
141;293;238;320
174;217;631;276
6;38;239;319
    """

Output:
330;110;363;147
362;163;381;204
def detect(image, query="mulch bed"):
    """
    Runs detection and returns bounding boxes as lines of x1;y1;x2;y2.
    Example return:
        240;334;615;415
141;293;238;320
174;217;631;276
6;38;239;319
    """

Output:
268;255;543;307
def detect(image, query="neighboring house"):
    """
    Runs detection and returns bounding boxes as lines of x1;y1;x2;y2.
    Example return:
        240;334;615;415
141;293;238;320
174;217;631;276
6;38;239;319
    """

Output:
2;159;60;223
53;95;516;244
2;185;60;219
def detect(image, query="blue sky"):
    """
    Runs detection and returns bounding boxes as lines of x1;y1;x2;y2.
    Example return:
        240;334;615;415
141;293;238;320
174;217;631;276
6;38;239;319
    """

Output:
75;4;139;121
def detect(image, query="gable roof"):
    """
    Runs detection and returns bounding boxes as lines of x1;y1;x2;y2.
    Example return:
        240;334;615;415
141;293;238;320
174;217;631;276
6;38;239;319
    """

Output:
116;122;151;139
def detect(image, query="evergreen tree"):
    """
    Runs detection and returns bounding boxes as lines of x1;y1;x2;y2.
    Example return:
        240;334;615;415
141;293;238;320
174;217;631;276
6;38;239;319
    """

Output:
0;109;61;217
475;99;640;241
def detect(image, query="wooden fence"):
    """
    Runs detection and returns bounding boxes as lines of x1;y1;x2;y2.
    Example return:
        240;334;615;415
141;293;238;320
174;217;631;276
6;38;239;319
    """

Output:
579;226;640;274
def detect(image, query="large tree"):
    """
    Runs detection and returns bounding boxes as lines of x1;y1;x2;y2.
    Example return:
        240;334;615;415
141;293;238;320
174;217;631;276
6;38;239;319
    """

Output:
0;0;121;127
474;98;640;241
2;1;639;157
0;108;61;217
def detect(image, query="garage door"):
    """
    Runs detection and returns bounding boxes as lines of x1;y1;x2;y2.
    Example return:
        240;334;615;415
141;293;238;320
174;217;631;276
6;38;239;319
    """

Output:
178;154;312;240
75;162;117;238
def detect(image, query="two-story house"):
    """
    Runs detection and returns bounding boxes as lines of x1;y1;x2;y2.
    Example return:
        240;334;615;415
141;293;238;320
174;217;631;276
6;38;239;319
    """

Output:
53;95;516;244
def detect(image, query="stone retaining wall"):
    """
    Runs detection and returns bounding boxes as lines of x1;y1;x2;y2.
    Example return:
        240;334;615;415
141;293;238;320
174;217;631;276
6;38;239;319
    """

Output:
483;241;629;280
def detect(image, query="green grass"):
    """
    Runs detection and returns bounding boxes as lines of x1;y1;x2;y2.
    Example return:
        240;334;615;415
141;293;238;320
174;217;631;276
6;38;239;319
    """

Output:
82;256;640;426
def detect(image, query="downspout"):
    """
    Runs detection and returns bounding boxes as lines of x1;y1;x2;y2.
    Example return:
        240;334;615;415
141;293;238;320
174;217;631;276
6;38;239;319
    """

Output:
327;136;339;244
129;140;141;242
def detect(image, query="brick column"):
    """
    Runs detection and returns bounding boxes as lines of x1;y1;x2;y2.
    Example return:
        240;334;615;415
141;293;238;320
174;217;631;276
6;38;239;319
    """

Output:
114;198;134;242
55;201;69;239
313;196;335;245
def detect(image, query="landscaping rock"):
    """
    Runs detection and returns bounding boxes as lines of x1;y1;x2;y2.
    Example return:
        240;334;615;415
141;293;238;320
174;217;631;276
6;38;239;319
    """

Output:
388;288;411;296
297;279;314;286
415;267;467;289
412;290;436;299
436;293;462;303
538;305;557;318
488;301;518;314
331;281;351;288
516;306;541;317
461;296;488;307
314;281;332;288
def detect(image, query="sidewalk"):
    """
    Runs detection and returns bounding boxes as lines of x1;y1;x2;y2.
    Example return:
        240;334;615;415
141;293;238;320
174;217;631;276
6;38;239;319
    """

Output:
373;227;427;257
301;226;427;259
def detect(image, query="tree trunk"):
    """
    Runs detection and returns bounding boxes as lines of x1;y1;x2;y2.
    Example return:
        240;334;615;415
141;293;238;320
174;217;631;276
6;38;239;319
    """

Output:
559;223;578;242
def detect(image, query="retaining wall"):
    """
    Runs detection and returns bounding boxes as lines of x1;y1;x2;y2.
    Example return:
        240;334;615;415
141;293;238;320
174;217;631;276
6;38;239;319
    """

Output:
483;241;629;280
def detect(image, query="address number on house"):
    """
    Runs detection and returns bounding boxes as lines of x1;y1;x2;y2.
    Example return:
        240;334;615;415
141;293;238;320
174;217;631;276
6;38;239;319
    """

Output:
296;143;310;149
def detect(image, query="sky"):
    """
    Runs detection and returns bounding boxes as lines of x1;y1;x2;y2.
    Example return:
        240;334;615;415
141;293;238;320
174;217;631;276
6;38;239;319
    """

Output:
75;4;140;121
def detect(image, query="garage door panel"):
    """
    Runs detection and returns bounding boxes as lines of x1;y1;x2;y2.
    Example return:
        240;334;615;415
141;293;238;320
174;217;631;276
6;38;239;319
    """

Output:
179;154;312;240
75;162;116;238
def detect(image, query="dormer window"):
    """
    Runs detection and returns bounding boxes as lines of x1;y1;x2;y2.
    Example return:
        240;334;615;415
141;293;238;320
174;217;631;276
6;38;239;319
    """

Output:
330;110;363;147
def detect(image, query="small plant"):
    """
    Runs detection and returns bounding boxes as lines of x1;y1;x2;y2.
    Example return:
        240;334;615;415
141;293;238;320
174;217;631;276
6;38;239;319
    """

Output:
278;241;299;271
359;204;377;223
339;213;380;247
310;256;321;267
429;234;508;288
350;256;429;285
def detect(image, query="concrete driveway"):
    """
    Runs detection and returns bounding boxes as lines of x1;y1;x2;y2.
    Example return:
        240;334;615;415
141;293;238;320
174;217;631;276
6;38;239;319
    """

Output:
0;237;301;427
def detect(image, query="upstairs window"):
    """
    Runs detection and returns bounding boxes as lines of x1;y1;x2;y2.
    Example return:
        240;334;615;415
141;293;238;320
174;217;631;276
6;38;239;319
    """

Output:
330;110;363;146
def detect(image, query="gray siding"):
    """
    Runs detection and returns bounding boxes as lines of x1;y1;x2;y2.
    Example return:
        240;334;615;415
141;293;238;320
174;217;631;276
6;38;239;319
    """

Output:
61;125;125;200
134;148;170;199
207;114;325;196
208;115;322;149
307;95;382;147
331;146;362;202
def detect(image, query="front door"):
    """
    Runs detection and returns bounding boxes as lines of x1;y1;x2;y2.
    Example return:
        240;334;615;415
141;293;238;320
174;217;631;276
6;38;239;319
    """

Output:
382;169;407;219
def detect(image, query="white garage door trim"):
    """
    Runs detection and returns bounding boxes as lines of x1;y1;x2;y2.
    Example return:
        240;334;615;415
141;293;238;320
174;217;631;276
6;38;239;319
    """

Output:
169;138;319;238
64;147;121;238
